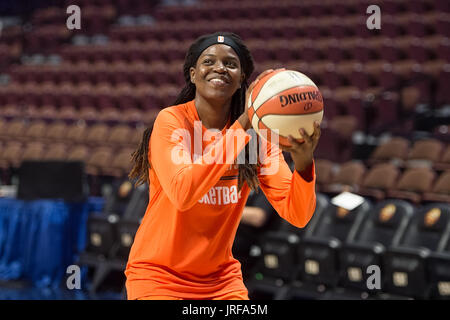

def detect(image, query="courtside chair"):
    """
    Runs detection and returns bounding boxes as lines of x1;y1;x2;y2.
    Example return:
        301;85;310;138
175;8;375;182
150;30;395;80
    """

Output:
78;183;148;295
112;183;148;261
383;203;450;299
296;198;371;288
428;222;450;299
246;194;329;300
339;200;414;295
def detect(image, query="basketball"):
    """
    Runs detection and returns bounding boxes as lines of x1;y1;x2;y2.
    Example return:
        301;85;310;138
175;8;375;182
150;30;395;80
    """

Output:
247;69;324;147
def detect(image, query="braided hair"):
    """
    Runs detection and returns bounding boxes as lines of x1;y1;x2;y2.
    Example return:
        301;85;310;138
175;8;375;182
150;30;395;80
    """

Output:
129;32;260;191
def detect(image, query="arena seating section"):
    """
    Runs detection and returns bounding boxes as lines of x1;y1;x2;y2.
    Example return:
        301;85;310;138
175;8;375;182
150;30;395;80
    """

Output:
0;0;448;299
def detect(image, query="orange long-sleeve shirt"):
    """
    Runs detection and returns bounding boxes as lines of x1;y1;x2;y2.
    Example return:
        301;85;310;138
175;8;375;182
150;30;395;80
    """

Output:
124;100;316;299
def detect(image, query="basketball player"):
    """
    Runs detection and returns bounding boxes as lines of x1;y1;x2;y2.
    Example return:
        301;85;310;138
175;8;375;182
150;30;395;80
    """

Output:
125;32;321;300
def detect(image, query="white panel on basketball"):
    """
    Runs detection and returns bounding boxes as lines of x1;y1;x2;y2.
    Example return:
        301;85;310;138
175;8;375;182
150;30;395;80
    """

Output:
247;91;253;109
251;113;260;134
260;111;323;137
253;71;318;111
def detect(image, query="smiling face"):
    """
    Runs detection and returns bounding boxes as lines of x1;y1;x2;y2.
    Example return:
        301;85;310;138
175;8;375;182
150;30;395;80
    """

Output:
190;44;245;104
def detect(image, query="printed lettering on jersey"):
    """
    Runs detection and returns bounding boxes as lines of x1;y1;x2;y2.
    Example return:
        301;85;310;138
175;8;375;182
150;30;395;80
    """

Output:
197;185;240;205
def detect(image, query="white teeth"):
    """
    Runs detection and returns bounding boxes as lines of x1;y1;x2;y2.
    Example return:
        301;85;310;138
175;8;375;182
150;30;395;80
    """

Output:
210;78;226;84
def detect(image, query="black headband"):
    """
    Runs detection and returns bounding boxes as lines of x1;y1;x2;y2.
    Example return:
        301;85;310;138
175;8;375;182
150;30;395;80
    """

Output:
192;35;245;69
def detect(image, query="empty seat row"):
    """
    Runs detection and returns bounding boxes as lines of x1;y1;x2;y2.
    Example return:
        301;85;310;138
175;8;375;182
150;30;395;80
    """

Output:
369;137;450;170
0;118;148;149
172;0;448;19
0;82;180;110
246;195;450;299
315;159;450;204
56;35;450;65
0;141;135;178
31;5;116;28
149;8;447;34
0;105;159;126
10;60;186;87
0;25;22;46
76;181;149;293
108;13;449;44
13;59;444;112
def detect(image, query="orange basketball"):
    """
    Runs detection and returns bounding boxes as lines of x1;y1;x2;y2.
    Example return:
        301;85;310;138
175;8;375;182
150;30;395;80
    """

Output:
247;69;324;147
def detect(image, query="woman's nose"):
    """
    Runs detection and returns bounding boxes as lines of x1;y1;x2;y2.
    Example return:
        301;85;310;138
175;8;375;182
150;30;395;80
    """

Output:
213;61;226;73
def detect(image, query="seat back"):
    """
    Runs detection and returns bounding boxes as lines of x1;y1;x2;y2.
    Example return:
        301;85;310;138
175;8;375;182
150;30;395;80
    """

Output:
251;193;329;282
361;163;400;190
407;138;444;166
309;200;370;243
399;203;450;251
383;203;450;298
351;200;415;248
432;171;450;194
369;137;409;164
314;159;335;191
338;200;414;291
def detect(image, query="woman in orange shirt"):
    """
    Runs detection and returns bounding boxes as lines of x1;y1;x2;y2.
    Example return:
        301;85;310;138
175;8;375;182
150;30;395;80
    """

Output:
125;32;321;300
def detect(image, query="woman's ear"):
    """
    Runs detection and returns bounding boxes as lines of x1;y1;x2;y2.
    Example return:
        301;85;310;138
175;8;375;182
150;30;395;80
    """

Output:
190;67;196;84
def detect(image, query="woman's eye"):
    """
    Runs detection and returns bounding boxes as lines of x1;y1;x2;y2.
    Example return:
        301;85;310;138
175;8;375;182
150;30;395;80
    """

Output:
203;59;213;64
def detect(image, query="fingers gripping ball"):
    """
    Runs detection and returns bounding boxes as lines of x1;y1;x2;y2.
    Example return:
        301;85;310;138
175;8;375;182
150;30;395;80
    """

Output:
247;69;324;147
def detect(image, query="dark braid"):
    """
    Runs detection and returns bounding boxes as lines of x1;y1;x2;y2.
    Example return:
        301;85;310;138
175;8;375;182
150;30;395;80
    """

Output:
129;124;153;187
129;32;260;191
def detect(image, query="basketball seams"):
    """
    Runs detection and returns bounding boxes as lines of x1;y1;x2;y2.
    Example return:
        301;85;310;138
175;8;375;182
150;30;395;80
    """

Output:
247;69;323;144
260;111;323;138
252;71;318;111
258;110;323;119
250;69;285;104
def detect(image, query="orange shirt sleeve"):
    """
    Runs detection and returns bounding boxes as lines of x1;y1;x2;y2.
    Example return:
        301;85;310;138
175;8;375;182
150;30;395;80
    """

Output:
257;140;317;228
150;109;251;211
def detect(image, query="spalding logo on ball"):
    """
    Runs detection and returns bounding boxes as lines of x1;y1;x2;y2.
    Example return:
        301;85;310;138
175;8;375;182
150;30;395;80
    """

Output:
247;69;324;147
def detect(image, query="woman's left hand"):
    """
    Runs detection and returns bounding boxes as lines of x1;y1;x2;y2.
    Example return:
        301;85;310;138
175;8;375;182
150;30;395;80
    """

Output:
280;121;321;172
